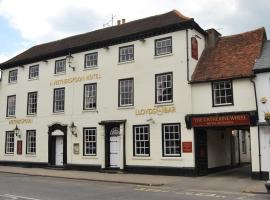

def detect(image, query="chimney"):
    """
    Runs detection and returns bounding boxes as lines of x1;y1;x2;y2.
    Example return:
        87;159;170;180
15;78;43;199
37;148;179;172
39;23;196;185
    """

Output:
206;28;221;48
122;19;126;24
117;20;121;26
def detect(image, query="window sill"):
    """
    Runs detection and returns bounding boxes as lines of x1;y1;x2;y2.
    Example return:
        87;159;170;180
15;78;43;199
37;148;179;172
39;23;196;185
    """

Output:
132;157;151;160
117;106;135;110
25;154;36;157
52;112;65;115
28;78;39;81
54;72;66;76
84;66;98;71
8;81;17;85
154;102;174;107
161;157;182;161
6;116;16;119
118;60;135;65
213;103;234;107
154;53;173;59
4;154;14;156
26;114;37;117
82;109;98;113
82;156;98;160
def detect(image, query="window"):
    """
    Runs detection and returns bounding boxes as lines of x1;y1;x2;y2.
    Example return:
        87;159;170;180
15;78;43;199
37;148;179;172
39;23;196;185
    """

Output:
119;45;134;62
119;78;134;107
162;123;181;157
8;69;18;83
83;128;97;156
155;37;172;56
55;59;66;74
133;125;150;156
53;88;65;112
27;92;38;115
212;80;233;106
85;52;98;68
26;130;36;154
5;131;14;154
6;95;16;117
29;65;39;79
155;72;173;104
84;83;97;110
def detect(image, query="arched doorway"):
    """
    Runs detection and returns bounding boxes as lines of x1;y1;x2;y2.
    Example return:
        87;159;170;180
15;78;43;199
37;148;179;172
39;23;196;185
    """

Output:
48;123;67;166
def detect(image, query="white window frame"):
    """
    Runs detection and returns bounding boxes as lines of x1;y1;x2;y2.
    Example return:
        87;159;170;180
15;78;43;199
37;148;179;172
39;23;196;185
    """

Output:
119;45;134;62
156;73;173;104
53;88;65;113
83;128;97;156
29;65;39;79
27;92;38;115
5;131;14;154
7;95;16;117
119;78;134;107
55;59;66;74
212;80;233;106
8;69;18;83
85;52;98;68
155;37;172;56
133;125;150;157
162;123;181;157
84;83;97;110
26;130;36;154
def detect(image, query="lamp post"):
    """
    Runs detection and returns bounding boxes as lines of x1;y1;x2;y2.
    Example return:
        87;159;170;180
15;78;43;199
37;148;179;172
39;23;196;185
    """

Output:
13;125;21;138
69;122;77;137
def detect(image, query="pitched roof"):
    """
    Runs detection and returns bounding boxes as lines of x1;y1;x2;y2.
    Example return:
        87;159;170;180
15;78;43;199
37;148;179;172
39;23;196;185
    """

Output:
253;41;270;73
0;10;205;69
191;27;266;83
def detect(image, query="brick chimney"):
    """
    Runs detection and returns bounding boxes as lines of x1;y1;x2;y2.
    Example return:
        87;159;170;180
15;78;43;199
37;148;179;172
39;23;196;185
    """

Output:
206;28;221;48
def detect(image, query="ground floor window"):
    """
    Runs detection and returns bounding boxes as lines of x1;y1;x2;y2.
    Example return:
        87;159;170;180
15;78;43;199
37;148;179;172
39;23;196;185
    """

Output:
162;123;181;157
83;128;97;156
5;131;14;154
133;125;150;156
26;130;36;154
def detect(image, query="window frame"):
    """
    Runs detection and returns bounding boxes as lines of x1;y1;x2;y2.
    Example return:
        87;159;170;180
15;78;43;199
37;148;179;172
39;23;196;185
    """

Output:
83;127;97;156
155;36;172;56
54;59;66;74
118;78;134;107
53;87;65;113
26;130;36;155
27;92;38;115
5;131;15;154
6;95;16;117
84;52;98;68
8;69;18;83
162;123;181;157
119;45;134;63
212;80;234;107
133;124;150;157
29;65;39;79
83;83;97;110
155;72;173;104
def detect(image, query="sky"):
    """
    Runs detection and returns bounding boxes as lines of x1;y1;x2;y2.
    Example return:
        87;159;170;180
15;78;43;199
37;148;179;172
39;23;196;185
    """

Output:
0;0;269;63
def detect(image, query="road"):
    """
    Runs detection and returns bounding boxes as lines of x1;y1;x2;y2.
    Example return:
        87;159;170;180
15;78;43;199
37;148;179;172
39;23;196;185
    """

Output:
0;172;268;200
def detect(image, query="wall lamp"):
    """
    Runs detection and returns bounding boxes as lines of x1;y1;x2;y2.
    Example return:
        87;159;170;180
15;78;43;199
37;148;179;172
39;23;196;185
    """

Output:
13;125;21;138
66;53;75;71
69;122;77;137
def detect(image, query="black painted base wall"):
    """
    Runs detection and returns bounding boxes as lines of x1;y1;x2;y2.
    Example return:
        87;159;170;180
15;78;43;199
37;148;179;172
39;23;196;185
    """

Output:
252;171;269;180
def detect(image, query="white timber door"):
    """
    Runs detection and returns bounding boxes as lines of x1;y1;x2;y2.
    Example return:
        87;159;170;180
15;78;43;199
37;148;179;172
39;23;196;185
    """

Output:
55;136;64;166
109;127;120;168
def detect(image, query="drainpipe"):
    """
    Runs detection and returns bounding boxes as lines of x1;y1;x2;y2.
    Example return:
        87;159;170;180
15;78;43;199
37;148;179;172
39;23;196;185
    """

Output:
250;77;262;179
186;29;190;82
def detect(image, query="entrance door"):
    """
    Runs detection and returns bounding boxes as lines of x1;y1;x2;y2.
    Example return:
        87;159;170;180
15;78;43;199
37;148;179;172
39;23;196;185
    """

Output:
55;136;64;166
195;129;208;175
109;127;120;168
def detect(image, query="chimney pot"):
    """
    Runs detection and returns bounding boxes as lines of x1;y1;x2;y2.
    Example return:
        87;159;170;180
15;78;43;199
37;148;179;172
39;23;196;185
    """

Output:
117;20;121;25
122;19;126;24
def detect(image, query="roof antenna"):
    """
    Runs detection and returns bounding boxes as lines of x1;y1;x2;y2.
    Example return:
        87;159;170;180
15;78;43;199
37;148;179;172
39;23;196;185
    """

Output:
103;14;116;28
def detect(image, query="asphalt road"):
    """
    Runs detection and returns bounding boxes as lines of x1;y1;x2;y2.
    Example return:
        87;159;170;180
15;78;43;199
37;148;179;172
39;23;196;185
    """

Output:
0;172;268;200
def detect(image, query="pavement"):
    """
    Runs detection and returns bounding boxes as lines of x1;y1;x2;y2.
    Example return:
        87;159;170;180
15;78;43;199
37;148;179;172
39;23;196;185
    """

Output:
0;165;267;195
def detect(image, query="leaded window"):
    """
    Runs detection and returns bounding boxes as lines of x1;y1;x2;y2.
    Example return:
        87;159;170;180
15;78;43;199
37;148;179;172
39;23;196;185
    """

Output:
85;52;98;68
55;59;66;74
26;130;36;154
7;95;16;117
162;123;181;156
29;65;39;79
119;78;134;107
212;80;233;106
155;37;172;56
119;45;134;62
53;88;65;112
27;92;38;115
133;125;150;156
8;69;18;83
156;73;173;104
84;83;97;110
5;131;14;154
84;128;97;156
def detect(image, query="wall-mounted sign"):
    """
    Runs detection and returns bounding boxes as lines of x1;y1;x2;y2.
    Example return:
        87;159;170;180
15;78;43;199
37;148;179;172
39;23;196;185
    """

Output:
135;106;176;116
191;114;250;127
73;143;79;155
182;142;192;153
9;119;33;125
17;141;22;155
50;73;101;86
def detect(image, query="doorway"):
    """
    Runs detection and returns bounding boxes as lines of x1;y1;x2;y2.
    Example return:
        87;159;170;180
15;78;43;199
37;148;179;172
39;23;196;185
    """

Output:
55;136;64;166
195;128;208;175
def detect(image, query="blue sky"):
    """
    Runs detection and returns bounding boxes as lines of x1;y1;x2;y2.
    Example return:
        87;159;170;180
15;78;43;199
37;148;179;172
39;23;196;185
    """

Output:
0;0;269;63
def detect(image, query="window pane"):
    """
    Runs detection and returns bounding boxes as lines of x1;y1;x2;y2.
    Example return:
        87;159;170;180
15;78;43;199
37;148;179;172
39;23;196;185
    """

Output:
156;73;173;103
84;128;97;156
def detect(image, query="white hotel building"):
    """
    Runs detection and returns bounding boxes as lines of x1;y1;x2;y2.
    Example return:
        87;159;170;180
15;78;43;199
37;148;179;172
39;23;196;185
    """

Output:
0;10;267;178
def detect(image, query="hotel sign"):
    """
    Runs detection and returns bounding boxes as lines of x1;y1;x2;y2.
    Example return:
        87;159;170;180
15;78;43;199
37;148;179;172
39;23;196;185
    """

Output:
135;106;176;116
191;114;250;127
50;73;101;86
9;119;33;125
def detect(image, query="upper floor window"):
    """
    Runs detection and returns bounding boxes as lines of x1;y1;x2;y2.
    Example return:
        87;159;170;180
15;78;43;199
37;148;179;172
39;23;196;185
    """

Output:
27;92;38;115
155;37;172;56
53;88;65;113
119;45;134;62
29;65;39;79
26;130;36;154
8;69;18;83
85;52;98;68
5;131;14;154
212;80;233;106
55;59;66;74
133;125;150;157
84;83;97;110
83;128;97;156
155;72;173;104
162;123;181;157
119;78;134;107
7;95;16;117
